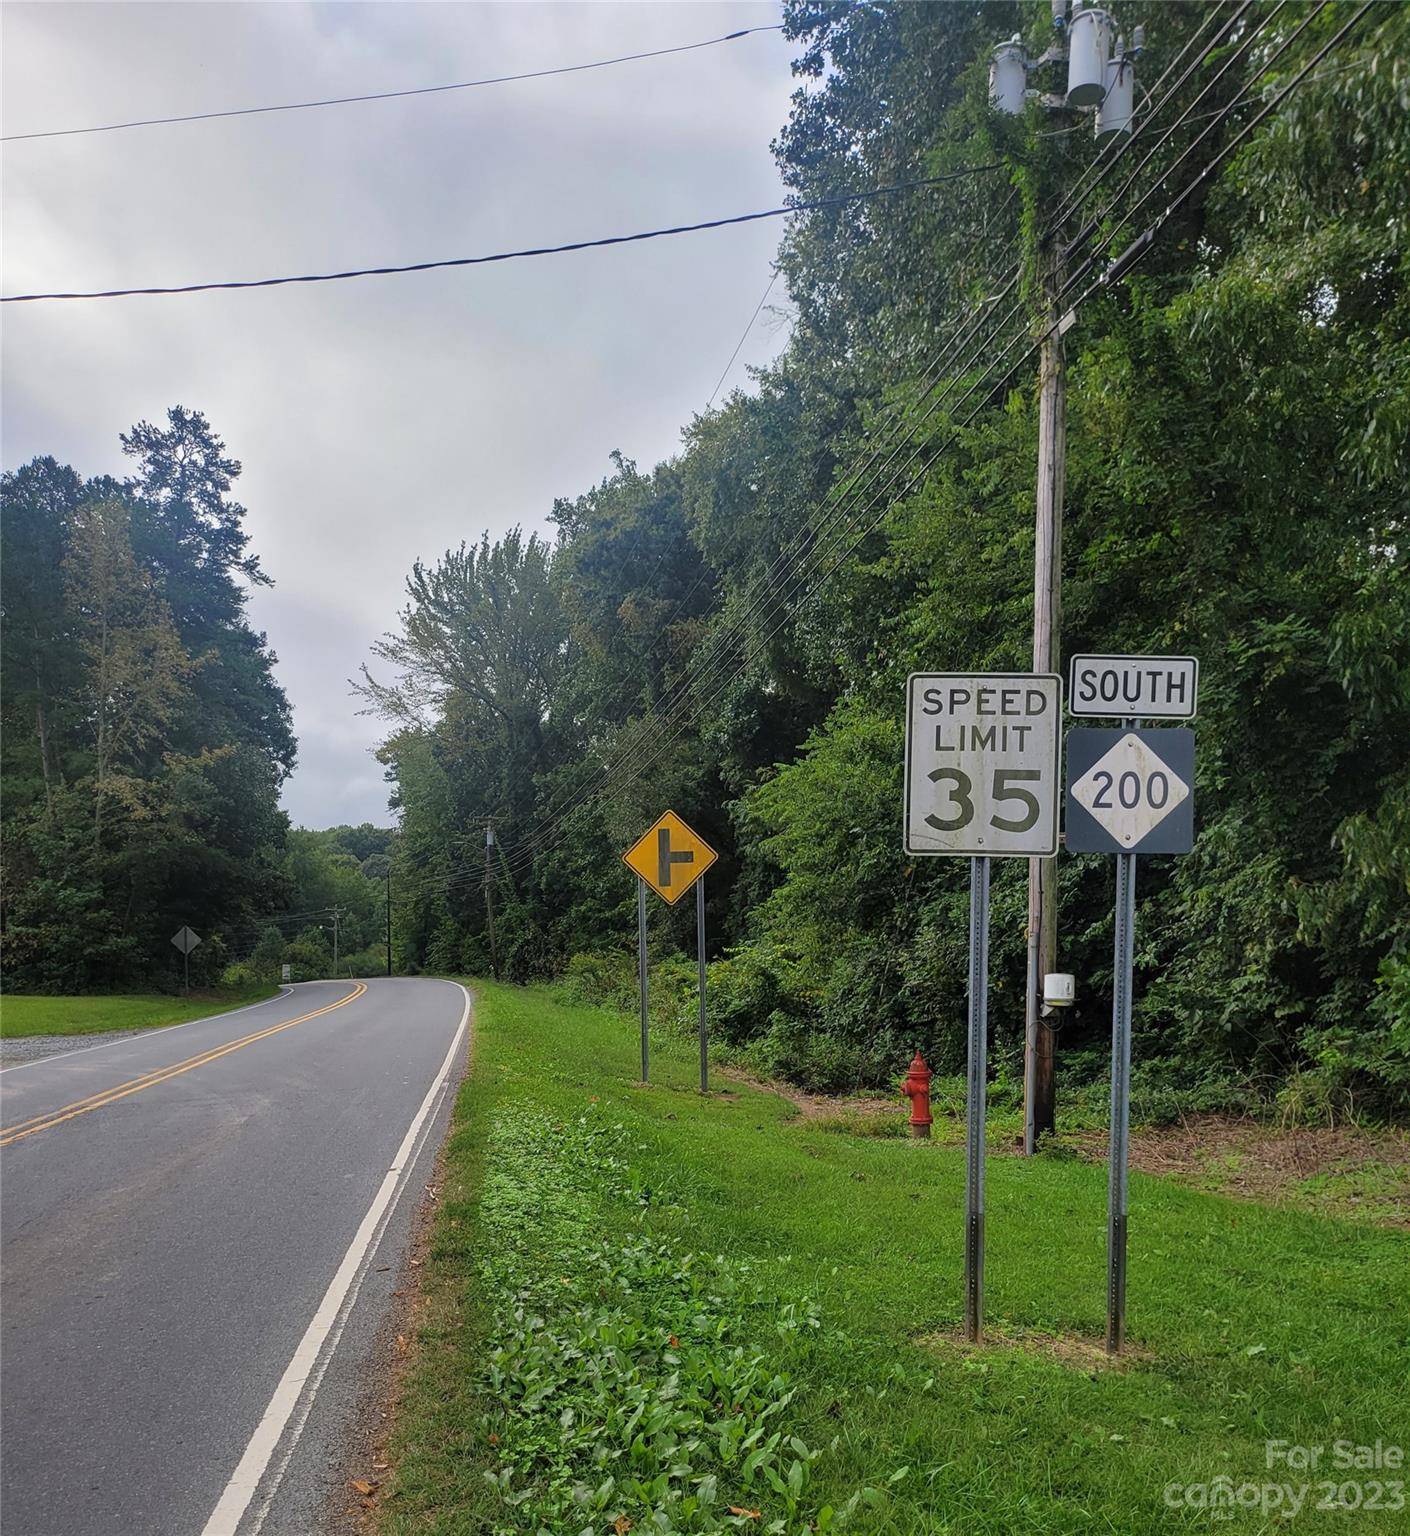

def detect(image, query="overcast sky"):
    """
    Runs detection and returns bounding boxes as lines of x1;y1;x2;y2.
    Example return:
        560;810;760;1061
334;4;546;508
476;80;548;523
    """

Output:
3;0;797;828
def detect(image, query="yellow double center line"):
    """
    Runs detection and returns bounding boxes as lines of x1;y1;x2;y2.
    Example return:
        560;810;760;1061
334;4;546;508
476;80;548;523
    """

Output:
0;983;366;1148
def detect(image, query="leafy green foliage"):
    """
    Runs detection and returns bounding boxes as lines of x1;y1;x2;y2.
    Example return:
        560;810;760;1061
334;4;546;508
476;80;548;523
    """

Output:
471;1110;850;1533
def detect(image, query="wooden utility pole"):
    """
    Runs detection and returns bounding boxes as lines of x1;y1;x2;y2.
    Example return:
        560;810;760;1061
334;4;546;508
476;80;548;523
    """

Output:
484;820;500;980
385;868;393;977
1025;239;1066;1155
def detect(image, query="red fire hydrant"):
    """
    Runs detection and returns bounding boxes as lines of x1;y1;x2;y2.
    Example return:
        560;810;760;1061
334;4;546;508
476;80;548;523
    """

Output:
900;1051;933;1139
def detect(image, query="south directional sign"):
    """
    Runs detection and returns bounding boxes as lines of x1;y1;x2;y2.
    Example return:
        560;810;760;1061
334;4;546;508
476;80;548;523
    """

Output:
622;810;718;905
1065;728;1195;854
904;673;1062;857
1068;654;1198;719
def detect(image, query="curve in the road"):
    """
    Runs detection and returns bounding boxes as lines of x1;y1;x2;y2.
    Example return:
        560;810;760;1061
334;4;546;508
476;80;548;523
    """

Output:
0;981;367;1147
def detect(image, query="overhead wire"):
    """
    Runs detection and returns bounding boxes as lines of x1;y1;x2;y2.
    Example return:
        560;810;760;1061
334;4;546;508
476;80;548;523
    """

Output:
376;186;1029;889
510;9;1286;837
346;3;1368;908
461;248;1032;886
2;24;785;143
1;167;1004;304
472;24;1263;888
470;276;1054;892
466;6;1362;893
705;270;781;409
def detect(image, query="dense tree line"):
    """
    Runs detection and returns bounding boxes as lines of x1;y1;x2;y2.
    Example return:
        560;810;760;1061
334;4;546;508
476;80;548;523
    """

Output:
368;2;1407;1116
226;824;395;984
2;410;297;990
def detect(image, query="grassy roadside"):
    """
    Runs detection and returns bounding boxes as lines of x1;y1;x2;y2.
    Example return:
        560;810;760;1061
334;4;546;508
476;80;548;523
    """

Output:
380;980;1409;1535
0;985;280;1040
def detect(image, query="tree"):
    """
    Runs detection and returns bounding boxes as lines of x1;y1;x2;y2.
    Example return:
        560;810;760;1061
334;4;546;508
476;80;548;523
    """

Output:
64;497;190;848
0;457;86;814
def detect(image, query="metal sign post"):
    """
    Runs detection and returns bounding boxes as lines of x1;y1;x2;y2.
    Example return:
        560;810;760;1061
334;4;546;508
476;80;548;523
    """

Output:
1107;833;1136;1353
904;673;1061;1343
696;876;708;1093
637;877;649;1082
1066;660;1198;1353
964;854;991;1342
170;926;201;993
623;811;719;1088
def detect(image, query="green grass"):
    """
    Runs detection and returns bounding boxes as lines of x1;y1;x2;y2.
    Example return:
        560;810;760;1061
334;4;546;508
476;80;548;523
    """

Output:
382;981;1410;1535
0;986;280;1040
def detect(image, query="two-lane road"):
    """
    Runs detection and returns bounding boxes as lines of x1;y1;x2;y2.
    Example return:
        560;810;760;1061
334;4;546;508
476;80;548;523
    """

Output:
0;977;468;1536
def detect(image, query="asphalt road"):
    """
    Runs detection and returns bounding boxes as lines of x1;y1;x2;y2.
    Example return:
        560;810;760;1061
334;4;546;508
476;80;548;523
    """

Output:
0;977;468;1536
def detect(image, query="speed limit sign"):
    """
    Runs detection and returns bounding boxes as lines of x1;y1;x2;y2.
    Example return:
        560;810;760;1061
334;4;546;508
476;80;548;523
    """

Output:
904;673;1062;857
903;670;1060;1348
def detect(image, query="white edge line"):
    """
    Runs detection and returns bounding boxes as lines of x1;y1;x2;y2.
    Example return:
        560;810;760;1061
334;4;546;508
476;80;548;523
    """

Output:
244;988;461;1535
200;980;471;1536
0;986;298;1075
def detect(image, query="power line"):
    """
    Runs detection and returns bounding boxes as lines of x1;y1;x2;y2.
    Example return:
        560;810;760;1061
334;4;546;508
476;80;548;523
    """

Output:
466;17;1362;892
705;270;781;408
385;7;1369;907
473;265;1028;883
470;281;1043;890
2;25;785;144
1;167;1002;304
513;9;1363;841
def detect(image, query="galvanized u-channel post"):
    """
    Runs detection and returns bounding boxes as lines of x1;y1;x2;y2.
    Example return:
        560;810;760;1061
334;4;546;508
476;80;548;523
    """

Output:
637;876;649;1083
1106;716;1139;1353
696;876;708;1093
965;853;992;1344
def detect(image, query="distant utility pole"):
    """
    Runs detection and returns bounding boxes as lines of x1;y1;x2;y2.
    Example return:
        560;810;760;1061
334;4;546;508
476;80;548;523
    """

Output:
385;869;393;977
990;1;1143;1153
484;820;500;981
331;907;342;978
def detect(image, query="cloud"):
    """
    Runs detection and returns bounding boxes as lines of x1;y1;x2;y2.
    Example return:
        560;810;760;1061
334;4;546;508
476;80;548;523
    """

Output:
2;0;796;826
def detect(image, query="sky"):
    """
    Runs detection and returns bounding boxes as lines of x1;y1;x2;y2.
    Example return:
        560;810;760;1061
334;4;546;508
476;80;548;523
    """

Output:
2;0;798;828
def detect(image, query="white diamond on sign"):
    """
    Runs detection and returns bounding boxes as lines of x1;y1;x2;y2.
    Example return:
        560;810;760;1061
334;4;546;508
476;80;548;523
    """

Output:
170;926;201;955
1071;732;1189;847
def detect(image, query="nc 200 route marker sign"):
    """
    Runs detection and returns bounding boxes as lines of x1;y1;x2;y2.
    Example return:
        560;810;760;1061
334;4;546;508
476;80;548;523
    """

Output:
1064;663;1198;1354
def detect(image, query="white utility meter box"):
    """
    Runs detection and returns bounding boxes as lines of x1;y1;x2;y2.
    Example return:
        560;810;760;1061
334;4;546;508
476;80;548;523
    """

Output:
1043;972;1076;1008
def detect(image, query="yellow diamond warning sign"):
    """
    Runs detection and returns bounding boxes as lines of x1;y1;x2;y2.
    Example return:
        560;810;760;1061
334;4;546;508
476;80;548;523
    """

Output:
622;810;717;905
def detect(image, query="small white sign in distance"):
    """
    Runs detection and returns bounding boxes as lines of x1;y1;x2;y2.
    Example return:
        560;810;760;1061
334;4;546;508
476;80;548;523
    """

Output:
1068;654;1198;719
1071;732;1190;846
904;673;1062;857
170;925;201;955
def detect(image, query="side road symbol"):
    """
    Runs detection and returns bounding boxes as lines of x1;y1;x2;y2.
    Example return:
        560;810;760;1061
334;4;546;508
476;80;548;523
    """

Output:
622;810;718;904
658;826;694;888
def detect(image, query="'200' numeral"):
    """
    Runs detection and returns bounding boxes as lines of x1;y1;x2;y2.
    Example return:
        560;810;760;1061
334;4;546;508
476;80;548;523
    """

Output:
925;768;1042;834
1090;769;1169;811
